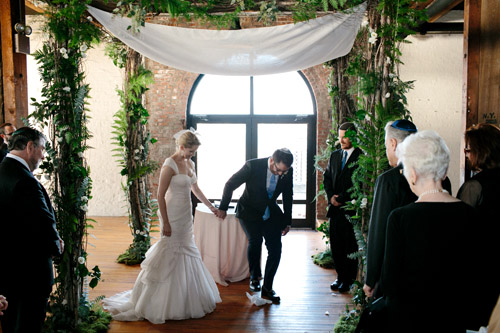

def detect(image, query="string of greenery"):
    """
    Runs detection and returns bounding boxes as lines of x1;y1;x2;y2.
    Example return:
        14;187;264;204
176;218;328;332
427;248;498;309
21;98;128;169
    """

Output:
106;40;160;265
322;1;427;331
29;0;111;331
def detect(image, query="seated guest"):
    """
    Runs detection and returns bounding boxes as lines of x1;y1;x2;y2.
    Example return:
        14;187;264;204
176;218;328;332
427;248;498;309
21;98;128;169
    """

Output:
457;123;500;329
381;130;477;333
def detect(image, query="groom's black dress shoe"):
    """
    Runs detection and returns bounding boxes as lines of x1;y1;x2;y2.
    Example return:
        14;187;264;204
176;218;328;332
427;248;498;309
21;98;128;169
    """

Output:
249;279;261;292
338;282;352;293
330;279;341;291
261;287;280;303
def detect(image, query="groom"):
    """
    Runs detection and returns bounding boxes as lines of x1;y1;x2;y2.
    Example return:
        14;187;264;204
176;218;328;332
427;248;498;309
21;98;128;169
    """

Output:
218;148;294;303
0;127;63;332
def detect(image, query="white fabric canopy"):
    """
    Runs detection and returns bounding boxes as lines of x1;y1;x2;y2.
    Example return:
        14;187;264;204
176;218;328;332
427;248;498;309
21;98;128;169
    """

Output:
87;3;366;76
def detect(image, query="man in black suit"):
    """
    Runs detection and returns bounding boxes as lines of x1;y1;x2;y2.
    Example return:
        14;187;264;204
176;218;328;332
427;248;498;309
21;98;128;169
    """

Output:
0;123;16;163
218;148;293;303
323;122;361;293
0;127;63;333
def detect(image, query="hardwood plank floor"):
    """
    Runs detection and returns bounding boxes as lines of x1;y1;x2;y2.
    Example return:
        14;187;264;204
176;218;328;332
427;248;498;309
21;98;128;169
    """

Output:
84;216;351;332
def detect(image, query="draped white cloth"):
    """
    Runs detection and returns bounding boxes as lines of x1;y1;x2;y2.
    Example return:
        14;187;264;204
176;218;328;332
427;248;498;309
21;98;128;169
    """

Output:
87;3;366;76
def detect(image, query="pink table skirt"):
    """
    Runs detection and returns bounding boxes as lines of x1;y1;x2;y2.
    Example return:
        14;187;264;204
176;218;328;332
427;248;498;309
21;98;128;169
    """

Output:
194;204;249;286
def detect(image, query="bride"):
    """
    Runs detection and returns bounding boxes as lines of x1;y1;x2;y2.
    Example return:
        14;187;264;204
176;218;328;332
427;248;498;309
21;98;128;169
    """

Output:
103;129;222;323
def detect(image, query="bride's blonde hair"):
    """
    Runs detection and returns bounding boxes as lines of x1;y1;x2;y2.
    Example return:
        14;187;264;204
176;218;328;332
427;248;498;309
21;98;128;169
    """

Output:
176;131;201;148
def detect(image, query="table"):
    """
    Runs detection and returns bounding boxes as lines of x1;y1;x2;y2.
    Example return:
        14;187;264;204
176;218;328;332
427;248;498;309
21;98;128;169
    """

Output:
194;204;249;286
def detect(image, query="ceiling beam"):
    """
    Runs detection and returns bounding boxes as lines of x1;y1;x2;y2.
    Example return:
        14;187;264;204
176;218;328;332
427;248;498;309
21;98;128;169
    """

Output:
427;0;464;22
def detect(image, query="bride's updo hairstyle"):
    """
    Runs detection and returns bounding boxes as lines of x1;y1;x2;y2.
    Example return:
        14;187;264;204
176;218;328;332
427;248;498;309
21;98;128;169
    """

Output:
176;130;201;148
397;130;450;182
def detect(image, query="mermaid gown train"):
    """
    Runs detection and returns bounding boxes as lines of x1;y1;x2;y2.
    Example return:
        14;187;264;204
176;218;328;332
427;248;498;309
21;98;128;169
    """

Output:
103;157;221;324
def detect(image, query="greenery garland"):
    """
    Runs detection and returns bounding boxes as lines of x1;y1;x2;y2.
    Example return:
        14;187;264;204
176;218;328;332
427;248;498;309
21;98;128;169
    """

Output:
324;0;427;331
106;40;160;265
29;0;111;331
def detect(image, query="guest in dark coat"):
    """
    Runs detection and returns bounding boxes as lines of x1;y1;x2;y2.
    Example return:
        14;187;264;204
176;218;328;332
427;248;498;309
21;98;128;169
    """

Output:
0;127;63;333
382;130;476;333
457;123;500;329
323;122;361;293
0;123;16;163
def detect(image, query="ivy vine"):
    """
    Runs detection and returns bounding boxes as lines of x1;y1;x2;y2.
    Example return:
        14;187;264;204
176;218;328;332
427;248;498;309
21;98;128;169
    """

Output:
29;0;111;331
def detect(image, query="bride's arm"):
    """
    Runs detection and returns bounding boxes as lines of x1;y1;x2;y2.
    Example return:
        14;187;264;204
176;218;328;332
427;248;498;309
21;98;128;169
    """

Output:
191;183;218;215
158;165;175;237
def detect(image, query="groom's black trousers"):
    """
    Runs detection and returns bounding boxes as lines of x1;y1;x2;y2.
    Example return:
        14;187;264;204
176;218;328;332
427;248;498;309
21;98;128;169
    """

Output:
238;215;282;291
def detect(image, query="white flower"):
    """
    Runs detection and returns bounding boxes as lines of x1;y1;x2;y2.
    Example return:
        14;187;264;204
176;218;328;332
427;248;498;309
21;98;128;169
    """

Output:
60;48;67;54
80;204;88;212
78;152;83;158
78;256;85;264
361;20;368;28
62;299;68;305
81;52;87;59
385;92;391;98
81;196;88;202
360;197;368;209
134;156;140;160
370;31;378;38
80;44;88;52
140;231;145;236
63;86;71;92
368;36;377;44
364;113;371;122
62;53;69;59
351;199;356;205
134;149;140;154
135;229;140;234
87;16;93;22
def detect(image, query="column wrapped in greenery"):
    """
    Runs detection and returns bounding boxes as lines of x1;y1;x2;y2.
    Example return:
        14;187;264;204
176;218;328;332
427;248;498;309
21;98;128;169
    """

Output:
106;42;159;265
325;0;426;331
29;0;110;331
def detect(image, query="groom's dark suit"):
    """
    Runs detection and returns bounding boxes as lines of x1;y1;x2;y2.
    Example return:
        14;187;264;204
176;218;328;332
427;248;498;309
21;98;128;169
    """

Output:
219;157;293;291
0;157;62;333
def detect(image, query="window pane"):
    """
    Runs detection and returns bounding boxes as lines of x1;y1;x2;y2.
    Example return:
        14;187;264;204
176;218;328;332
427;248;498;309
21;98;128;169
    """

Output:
254;72;314;115
191;76;250;115
196;124;246;200
257;124;307;200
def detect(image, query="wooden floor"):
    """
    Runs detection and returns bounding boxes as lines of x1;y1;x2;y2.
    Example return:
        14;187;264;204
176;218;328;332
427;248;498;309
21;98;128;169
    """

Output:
86;217;351;332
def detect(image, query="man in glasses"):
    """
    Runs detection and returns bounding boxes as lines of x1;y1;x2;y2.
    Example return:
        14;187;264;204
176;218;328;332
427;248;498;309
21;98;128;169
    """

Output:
323;122;362;293
0;127;63;332
363;120;451;300
218;148;294;303
0;123;17;163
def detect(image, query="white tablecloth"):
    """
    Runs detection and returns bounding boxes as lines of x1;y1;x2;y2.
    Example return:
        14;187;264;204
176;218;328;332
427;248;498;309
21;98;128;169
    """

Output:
194;204;249;286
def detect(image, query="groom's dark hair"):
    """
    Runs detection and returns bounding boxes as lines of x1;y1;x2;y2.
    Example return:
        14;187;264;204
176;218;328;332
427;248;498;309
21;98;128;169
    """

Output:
272;148;293;167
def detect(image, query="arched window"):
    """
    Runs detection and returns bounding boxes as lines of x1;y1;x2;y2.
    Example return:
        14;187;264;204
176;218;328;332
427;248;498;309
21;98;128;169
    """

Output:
187;71;316;228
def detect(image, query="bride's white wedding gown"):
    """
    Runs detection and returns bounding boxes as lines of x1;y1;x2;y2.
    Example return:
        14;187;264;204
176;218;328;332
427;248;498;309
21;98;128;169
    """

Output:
103;157;221;324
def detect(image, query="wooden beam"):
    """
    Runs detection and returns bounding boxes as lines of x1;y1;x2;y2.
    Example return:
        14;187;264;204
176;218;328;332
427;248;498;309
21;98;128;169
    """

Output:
0;0;28;127
462;0;481;182
428;0;464;22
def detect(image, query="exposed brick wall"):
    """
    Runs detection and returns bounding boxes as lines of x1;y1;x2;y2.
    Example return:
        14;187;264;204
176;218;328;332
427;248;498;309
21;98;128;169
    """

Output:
144;14;332;221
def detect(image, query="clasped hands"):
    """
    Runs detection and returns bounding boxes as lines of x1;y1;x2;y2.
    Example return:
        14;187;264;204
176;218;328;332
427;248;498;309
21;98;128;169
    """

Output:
330;195;343;207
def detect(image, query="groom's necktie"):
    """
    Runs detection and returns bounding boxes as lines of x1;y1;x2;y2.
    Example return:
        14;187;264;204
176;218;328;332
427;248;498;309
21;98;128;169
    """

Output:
341;150;348;170
263;174;277;221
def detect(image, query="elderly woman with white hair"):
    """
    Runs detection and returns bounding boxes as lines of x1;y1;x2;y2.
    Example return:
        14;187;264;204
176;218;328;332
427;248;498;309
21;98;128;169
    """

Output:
380;130;477;333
